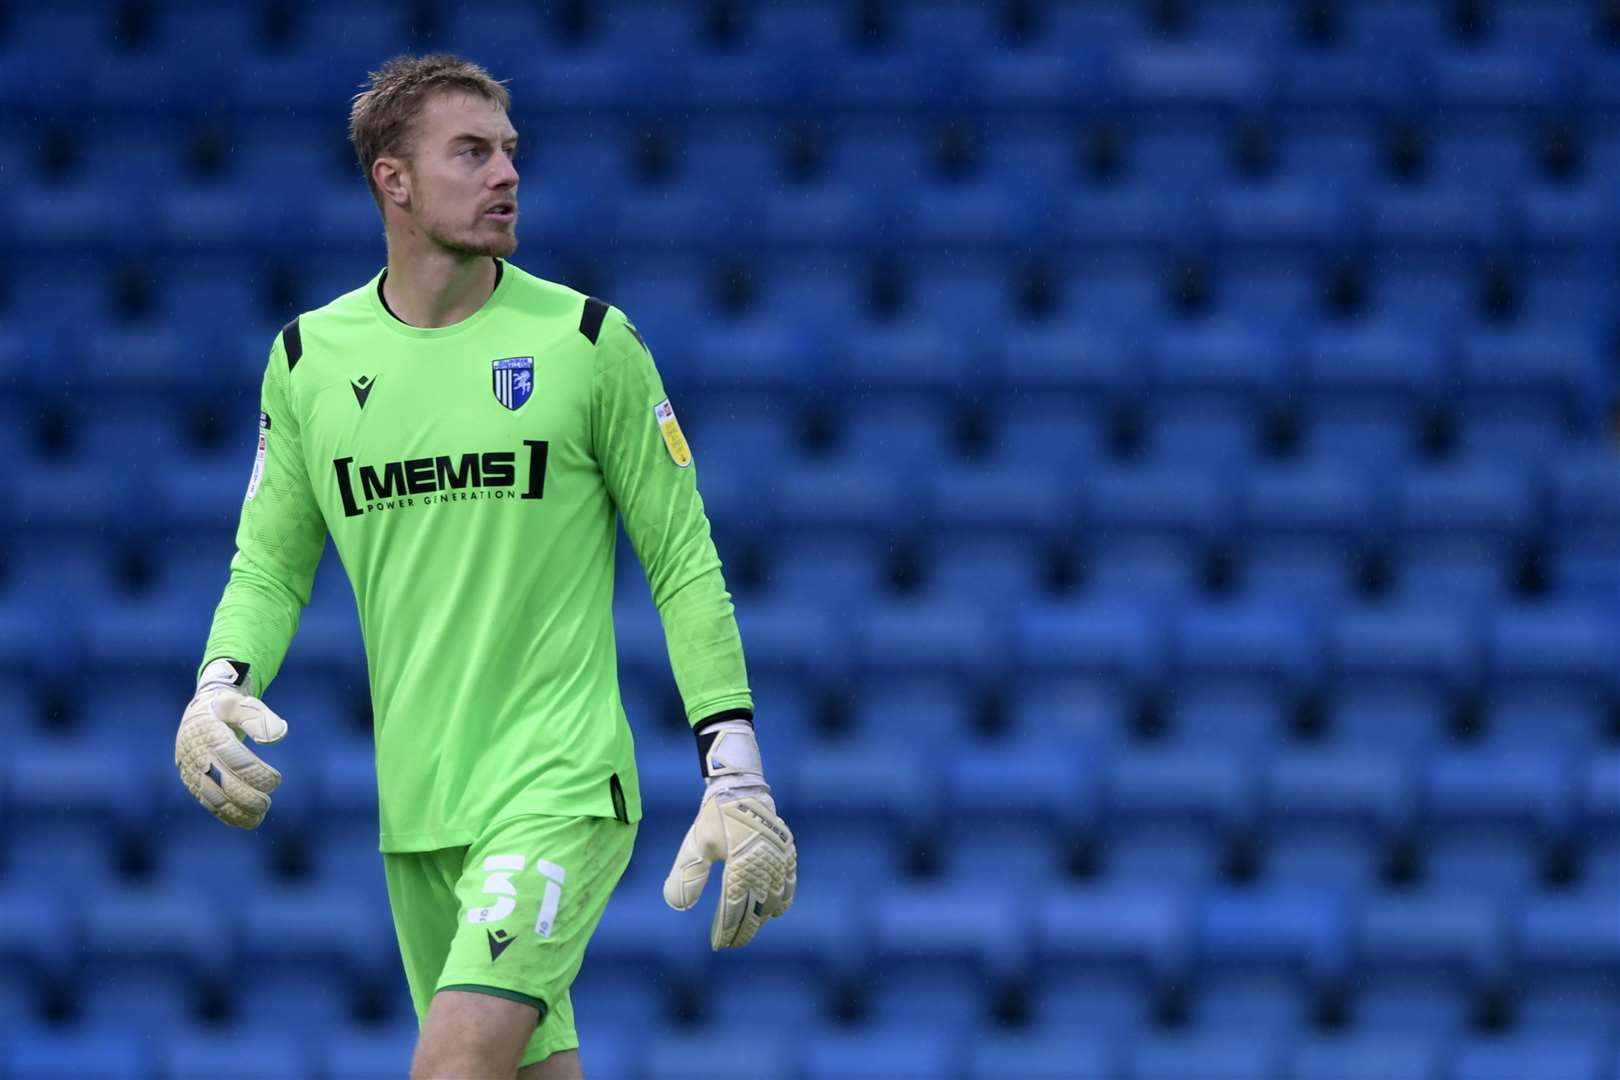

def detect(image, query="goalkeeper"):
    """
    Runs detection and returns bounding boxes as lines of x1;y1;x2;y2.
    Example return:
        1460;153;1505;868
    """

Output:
175;54;795;1080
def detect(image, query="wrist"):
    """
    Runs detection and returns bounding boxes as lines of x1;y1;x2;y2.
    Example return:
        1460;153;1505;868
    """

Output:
198;658;254;697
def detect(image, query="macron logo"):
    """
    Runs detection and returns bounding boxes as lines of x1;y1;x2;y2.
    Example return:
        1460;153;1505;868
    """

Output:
351;375;375;409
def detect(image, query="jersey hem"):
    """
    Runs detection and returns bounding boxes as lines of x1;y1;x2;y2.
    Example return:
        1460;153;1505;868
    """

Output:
379;808;641;853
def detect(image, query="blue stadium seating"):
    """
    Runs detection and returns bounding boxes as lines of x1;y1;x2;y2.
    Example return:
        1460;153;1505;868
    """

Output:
5;1027;148;1080
1289;1033;1446;1080
3;1;1619;1071
162;1024;312;1080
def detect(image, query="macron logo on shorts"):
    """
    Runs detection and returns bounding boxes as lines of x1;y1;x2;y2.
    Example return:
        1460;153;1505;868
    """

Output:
487;928;515;962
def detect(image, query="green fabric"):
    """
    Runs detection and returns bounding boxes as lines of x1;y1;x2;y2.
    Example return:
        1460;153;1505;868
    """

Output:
200;259;751;850
384;813;638;1068
438;984;549;1020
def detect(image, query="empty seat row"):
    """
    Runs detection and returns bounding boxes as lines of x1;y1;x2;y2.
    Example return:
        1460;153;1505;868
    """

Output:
5;1019;1620;1080
3;727;1614;839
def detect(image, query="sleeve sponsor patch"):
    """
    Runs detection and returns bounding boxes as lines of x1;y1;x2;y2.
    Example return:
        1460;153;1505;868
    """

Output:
246;417;268;501
653;397;692;468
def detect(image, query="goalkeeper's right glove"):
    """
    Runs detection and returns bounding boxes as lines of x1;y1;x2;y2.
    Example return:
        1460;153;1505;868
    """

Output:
663;717;797;950
174;658;289;829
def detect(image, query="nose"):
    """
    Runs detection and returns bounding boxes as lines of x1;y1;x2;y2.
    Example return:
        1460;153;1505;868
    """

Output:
491;148;518;190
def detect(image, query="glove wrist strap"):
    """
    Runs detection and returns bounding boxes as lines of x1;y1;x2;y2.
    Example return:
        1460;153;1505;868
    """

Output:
694;714;761;780
198;658;254;697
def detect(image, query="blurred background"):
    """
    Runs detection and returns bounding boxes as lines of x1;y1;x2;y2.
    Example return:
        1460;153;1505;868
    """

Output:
2;1;1620;1078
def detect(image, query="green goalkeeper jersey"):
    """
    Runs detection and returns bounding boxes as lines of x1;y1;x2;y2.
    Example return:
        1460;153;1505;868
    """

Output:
199;258;752;851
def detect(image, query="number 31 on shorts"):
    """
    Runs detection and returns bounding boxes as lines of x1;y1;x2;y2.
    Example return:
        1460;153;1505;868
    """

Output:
466;854;567;939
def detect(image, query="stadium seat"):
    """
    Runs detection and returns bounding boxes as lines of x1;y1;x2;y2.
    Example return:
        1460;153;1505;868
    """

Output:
1301;322;1443;465
854;597;1002;688
846;674;979;746
1261;749;1415;891
1086;463;1232;547
641;1031;793;1080
1354;892;1506;1036
162;1024;312;1080
1013;601;1167;689
1143;320;1283;464
801;1028;955;1080
1394;464;1535;605
771;462;908;546
922;536;1051;613
1190;888;1348;1036
1328;605;1479;701
995;319;1135;409
1452;1035;1610;1080
987;398;1111;469
5;1026;148;1080
1037;886;1189;1033
920;463;1071;547
1239;462;1376;606
1125;1030;1284;1080
80;885;225;1027
319;1024;420;1080
966;1031;1116;1080
1171;601;1321;698
1288;1033;1447;1080
1515;893;1620;1039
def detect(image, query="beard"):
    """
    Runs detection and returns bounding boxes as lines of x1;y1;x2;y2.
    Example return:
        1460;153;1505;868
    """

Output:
414;195;519;258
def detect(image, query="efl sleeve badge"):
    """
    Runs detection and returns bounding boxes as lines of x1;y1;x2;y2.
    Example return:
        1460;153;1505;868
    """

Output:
246;410;271;501
654;397;692;468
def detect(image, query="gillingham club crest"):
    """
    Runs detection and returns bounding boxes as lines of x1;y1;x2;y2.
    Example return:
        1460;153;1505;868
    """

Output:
492;356;534;410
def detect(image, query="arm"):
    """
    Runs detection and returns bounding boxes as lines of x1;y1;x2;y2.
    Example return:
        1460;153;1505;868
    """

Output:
198;326;327;697
176;326;325;829
590;309;753;733
590;305;795;948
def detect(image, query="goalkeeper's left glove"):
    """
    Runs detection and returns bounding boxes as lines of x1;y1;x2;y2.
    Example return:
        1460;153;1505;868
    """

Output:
174;658;288;829
663;715;797;949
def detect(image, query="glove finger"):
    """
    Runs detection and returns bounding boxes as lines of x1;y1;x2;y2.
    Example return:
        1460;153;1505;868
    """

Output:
178;747;270;828
662;820;715;912
212;730;282;795
711;879;768;950
212;760;272;827
214;693;289;745
766;859;797;919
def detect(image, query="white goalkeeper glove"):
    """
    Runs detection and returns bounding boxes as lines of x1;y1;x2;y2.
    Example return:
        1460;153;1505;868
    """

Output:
664;717;797;950
174;658;289;829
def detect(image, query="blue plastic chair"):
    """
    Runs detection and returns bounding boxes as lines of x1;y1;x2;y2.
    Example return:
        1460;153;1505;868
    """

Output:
641;1031;794;1080
1191;888;1349;1037
1453;1035;1610;1080
966;1032;1118;1080
1354;892;1506;1037
801;1028;956;1080
319;1024;420;1080
163;1024;313;1080
1126;1030;1284;1080
5;1026;148;1080
1288;1033;1446;1080
1515;893;1620;1039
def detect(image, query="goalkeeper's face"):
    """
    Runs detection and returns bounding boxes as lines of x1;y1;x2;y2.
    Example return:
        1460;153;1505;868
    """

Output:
401;91;521;258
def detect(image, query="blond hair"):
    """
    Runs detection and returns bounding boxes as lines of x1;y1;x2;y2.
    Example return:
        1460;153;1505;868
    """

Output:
348;53;511;212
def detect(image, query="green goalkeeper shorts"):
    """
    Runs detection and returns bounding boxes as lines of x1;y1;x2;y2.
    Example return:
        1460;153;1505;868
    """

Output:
383;813;638;1067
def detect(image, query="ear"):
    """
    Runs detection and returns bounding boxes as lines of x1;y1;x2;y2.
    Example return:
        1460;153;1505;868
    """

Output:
373;154;411;209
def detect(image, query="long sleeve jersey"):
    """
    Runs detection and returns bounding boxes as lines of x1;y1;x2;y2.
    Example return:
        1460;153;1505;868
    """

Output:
199;258;752;851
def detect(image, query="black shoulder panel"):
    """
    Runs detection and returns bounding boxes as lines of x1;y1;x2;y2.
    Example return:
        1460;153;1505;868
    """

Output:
578;296;609;345
281;317;303;372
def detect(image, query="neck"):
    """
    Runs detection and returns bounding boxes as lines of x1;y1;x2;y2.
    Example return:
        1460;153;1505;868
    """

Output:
380;238;500;328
